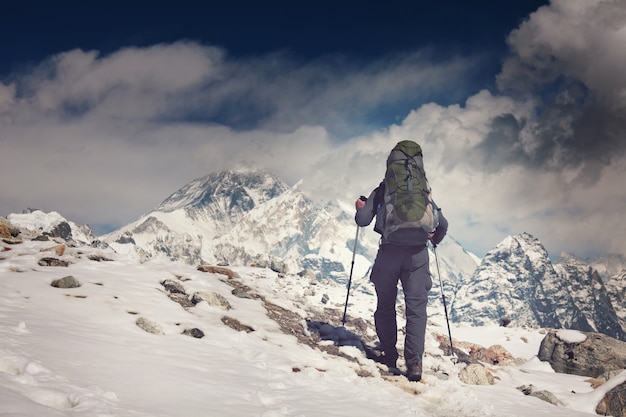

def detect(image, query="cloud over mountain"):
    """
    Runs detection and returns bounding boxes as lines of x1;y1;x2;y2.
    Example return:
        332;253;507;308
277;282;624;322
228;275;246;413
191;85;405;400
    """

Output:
2;0;626;262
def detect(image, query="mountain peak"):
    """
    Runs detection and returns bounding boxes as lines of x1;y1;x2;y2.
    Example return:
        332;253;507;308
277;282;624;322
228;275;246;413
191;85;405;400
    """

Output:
154;168;290;214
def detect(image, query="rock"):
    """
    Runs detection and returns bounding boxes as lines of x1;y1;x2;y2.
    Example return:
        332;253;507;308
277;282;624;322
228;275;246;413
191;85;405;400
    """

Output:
135;317;163;335
231;286;262;300
458;363;494;385
517;384;564;407
298;269;317;282
270;258;287;274
596;381;626;417
87;254;113;262
0;217;20;238
197;265;240;279
161;279;186;295
191;291;232;310
475;344;517;366
1;238;22;245
38;257;69;267
51;276;81;288
531;390;564;407
182;328;205;338
0;221;11;239
168;293;195;308
40;244;66;256
221;316;254;333
45;221;72;240
538;330;626;377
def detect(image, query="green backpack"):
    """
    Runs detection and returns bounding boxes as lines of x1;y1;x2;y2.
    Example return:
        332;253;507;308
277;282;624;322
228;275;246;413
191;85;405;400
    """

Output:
379;140;438;245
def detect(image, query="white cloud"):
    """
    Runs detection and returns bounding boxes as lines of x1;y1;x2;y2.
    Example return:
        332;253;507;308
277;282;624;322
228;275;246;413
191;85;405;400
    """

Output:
3;0;626;261
0;41;471;232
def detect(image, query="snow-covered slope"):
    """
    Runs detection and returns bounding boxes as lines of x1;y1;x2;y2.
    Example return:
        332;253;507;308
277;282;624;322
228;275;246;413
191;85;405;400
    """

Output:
2;219;625;417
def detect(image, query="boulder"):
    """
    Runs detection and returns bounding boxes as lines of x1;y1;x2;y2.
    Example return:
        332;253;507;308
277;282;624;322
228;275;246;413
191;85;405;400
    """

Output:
51;276;81;288
160;279;186;295
596;380;626;417
191;291;232;310
0;221;11;239
458;363;494;385
538;330;626;377
0;217;20;238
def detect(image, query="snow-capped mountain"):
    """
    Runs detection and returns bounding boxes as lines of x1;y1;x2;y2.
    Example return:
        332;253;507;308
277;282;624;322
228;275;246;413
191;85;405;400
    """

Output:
100;168;479;292
587;253;626;281
7;209;97;245
451;233;626;340
102;169;364;277
554;253;626;340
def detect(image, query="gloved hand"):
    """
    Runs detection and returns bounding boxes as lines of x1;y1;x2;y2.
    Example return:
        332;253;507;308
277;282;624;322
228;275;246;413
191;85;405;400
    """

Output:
428;232;436;248
355;196;367;210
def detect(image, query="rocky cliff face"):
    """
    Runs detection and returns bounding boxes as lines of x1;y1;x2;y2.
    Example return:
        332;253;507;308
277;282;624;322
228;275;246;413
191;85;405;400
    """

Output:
555;255;626;341
451;233;625;340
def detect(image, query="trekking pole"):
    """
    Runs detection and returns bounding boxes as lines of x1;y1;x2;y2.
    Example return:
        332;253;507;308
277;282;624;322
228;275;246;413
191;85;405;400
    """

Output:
342;224;360;325
432;243;455;359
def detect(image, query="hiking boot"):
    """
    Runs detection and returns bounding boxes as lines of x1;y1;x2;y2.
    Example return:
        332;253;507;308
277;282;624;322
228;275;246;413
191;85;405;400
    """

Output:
366;346;398;369
370;351;398;369
406;362;422;382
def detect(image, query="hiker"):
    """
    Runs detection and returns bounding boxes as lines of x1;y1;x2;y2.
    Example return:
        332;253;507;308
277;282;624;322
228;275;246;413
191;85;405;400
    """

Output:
355;140;448;382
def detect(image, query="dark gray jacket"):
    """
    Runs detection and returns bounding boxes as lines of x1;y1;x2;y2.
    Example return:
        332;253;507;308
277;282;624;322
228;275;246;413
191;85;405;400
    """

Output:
355;184;448;247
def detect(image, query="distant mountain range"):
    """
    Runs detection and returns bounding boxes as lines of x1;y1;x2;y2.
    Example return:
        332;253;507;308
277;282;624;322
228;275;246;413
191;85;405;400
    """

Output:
6;168;626;340
452;233;625;340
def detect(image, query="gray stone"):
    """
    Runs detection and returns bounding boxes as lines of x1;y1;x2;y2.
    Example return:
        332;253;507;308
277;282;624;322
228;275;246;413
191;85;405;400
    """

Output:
538;330;626;377
51;276;81;288
38;257;69;267
135;317;163;335
191;291;232;310
161;279;186;295
182;328;205;338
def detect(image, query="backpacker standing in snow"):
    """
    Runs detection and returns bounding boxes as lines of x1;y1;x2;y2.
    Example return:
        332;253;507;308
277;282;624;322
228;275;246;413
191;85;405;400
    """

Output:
355;140;448;382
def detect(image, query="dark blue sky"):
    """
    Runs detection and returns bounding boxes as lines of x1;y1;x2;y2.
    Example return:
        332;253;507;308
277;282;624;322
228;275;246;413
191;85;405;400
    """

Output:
2;1;549;77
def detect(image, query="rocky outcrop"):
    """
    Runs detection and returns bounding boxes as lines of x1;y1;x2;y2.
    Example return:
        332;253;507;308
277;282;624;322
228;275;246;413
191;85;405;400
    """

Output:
538;330;626;378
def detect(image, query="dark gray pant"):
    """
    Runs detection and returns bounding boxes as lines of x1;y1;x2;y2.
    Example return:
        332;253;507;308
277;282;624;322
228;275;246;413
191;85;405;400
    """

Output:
370;244;432;366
